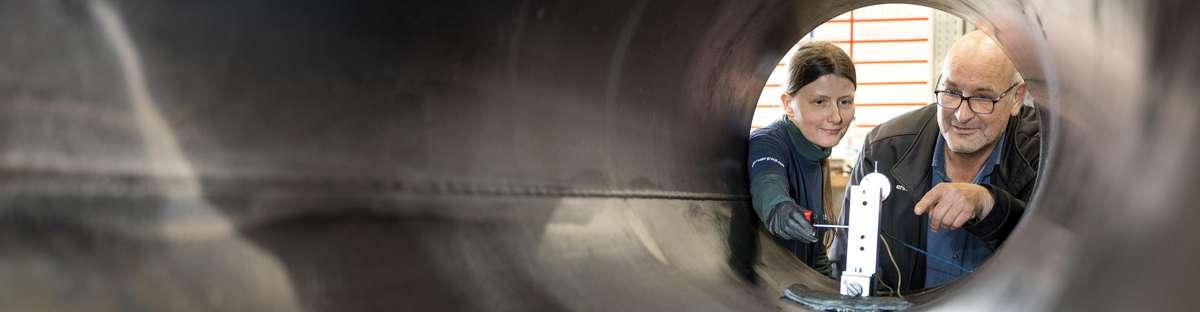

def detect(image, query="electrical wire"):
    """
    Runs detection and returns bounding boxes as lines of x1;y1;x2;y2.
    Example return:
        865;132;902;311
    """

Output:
823;177;971;296
826;226;970;297
879;233;904;299
876;274;897;297
880;231;974;274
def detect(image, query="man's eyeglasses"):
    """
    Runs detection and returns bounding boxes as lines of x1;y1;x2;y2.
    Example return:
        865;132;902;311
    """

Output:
933;81;1020;114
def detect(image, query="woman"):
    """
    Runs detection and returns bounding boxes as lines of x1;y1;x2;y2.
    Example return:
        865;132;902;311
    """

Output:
747;41;855;277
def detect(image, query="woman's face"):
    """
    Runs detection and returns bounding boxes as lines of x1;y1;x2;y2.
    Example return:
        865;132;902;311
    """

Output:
780;74;856;148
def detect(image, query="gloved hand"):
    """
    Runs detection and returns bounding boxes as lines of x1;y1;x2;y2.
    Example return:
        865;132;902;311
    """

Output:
766;201;818;243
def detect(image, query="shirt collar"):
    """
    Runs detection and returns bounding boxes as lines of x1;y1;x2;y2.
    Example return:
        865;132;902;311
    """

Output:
931;132;1006;183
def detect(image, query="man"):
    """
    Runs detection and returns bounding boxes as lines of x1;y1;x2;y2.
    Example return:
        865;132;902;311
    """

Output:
836;31;1040;293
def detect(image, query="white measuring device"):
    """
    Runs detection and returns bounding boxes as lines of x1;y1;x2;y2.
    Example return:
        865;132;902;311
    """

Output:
838;169;891;297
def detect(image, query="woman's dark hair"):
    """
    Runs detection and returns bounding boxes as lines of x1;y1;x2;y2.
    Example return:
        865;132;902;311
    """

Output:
785;41;856;96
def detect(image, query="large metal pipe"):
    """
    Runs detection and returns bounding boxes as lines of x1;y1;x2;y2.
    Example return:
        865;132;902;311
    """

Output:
1;0;1197;310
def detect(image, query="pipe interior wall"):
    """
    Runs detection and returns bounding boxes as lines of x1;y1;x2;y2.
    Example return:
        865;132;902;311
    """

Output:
1;0;1199;310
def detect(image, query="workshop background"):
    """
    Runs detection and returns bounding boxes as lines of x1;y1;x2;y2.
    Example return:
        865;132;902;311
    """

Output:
752;4;976;204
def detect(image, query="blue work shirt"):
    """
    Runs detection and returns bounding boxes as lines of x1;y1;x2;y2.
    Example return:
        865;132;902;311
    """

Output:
925;133;1005;287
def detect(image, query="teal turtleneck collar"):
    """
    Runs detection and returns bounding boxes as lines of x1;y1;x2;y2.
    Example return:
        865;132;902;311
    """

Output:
780;115;833;161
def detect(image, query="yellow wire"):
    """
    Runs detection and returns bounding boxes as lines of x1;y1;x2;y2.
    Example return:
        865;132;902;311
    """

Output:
877;274;897;296
879;234;904;299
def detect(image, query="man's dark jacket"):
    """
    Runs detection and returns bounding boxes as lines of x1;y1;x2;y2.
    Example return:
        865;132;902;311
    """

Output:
837;103;1040;292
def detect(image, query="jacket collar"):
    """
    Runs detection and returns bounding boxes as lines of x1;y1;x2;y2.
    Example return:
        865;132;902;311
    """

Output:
890;108;940;194
990;110;1039;194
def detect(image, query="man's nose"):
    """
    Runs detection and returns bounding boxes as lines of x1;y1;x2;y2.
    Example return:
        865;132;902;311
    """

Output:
954;99;975;121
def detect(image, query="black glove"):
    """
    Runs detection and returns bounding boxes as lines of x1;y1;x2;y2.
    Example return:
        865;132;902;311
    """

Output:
766;201;818;243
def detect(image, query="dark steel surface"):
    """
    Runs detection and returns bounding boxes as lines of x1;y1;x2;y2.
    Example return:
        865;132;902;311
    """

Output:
1;0;1198;310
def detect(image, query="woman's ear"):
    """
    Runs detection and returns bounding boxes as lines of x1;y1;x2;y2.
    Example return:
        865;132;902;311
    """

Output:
780;93;796;118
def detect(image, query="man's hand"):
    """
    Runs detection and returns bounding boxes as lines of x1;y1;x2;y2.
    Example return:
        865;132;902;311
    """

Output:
913;183;995;231
766;201;818;243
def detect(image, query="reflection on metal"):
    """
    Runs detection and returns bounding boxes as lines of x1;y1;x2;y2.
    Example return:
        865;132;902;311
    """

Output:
1;0;1199;311
784;284;912;311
